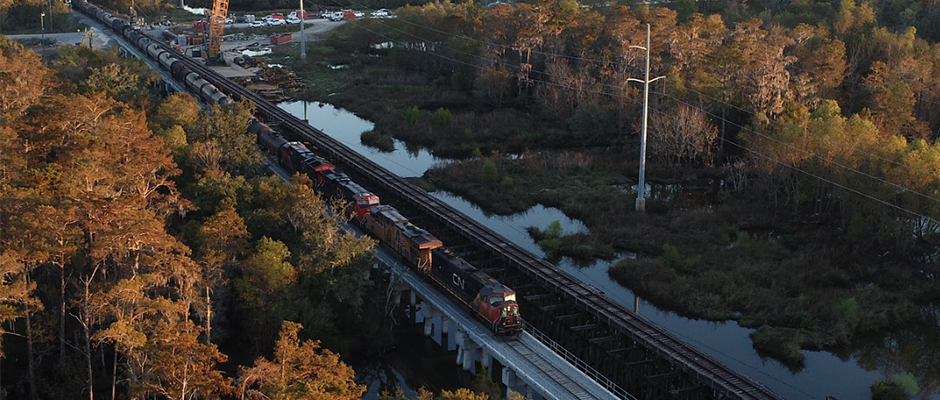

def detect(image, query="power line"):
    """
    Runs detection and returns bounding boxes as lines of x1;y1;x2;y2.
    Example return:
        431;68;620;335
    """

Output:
325;7;940;390
374;8;940;181
345;11;940;211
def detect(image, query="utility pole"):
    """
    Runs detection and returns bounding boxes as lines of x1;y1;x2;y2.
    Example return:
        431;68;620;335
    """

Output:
627;24;664;213
299;0;306;61
40;11;45;54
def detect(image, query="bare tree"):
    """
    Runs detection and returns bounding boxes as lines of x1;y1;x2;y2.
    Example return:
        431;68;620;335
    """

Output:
648;105;719;166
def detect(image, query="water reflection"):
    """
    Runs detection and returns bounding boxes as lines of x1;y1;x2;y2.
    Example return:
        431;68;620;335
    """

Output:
278;101;443;178
428;191;586;258
846;309;940;398
429;188;916;400
283;101;940;400
353;326;474;400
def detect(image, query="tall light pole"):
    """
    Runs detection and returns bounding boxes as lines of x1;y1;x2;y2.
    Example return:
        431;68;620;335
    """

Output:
627;23;664;213
47;0;53;33
299;0;306;61
40;11;45;52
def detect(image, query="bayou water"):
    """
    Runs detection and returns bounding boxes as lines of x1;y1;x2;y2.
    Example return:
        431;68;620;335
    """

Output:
280;100;940;400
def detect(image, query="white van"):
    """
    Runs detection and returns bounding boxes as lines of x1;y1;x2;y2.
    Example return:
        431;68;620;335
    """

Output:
329;11;344;21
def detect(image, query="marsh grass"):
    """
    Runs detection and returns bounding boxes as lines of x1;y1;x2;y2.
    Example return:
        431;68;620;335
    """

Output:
275;26;940;364
426;153;937;350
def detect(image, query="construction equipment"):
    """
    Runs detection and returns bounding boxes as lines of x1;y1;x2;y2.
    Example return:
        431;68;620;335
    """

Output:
79;27;93;48
205;0;228;64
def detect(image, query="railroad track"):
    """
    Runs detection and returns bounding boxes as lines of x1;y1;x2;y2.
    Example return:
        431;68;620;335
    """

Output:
154;37;782;400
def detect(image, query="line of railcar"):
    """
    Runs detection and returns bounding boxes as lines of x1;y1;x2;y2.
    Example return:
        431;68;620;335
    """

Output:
71;0;523;336
249;121;525;335
70;0;233;107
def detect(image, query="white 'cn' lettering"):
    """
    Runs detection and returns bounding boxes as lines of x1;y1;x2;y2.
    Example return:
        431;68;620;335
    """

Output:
452;274;464;289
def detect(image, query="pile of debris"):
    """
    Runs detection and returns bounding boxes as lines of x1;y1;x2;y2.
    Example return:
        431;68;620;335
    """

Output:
257;65;306;91
232;61;306;103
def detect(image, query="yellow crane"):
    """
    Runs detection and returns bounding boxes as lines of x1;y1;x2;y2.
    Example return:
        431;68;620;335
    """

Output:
206;0;228;64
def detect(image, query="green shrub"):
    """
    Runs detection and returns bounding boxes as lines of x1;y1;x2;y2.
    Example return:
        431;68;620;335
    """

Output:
567;102;614;141
545;220;563;239
538;237;562;253
481;159;499;184
735;231;751;248
716;226;735;245
431;107;453;126
500;176;514;187
402;105;421;124
661;243;702;274
750;325;805;366
836;297;860;331
872;374;918;400
360;129;394;152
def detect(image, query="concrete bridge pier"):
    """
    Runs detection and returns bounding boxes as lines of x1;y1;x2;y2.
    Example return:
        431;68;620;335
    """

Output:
502;369;522;400
480;349;492;378
391;286;402;308
423;305;441;345
454;329;480;373
445;319;457;351
410;291;418;324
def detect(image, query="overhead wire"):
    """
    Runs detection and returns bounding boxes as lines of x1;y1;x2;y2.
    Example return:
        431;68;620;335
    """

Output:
366;4;940;187
342;7;940;212
322;6;937;397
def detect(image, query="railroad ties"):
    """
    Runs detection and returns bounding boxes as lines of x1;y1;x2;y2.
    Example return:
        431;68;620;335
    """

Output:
139;32;782;400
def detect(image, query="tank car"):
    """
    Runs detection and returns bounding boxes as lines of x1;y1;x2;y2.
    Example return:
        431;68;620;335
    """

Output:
158;51;177;70
146;43;162;61
170;61;191;82
253;122;289;152
186;75;210;94
200;83;219;104
210;91;233;106
125;28;141;45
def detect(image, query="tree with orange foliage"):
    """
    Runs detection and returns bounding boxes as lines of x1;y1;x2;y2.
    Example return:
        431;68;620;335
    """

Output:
238;321;365;400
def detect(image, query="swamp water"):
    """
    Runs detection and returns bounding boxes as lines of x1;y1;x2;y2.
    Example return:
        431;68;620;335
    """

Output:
280;101;940;400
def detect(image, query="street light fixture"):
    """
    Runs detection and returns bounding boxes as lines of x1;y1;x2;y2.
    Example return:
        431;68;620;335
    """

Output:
627;23;665;213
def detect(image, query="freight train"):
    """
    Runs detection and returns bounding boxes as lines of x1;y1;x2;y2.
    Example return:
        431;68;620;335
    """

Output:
249;121;525;335
70;0;233;107
71;0;523;336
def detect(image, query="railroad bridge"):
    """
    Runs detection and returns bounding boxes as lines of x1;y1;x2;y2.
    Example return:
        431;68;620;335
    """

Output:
214;70;784;400
86;13;784;399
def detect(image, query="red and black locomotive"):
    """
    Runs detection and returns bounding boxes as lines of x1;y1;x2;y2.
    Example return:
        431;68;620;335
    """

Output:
250;121;524;335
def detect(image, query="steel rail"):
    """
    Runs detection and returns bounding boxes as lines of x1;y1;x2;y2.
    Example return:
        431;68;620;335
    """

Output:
146;33;782;400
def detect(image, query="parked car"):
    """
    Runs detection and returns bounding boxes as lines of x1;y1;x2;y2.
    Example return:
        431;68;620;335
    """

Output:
286;16;301;24
370;8;389;17
353;11;364;18
268;18;286;26
319;10;332;19
249;20;265;28
288;10;309;19
329;11;344;21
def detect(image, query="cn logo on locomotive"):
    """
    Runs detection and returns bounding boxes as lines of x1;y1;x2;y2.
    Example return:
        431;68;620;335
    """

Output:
452;274;465;289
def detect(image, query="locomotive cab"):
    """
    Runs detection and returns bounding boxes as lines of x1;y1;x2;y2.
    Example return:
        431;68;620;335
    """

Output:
475;284;524;335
